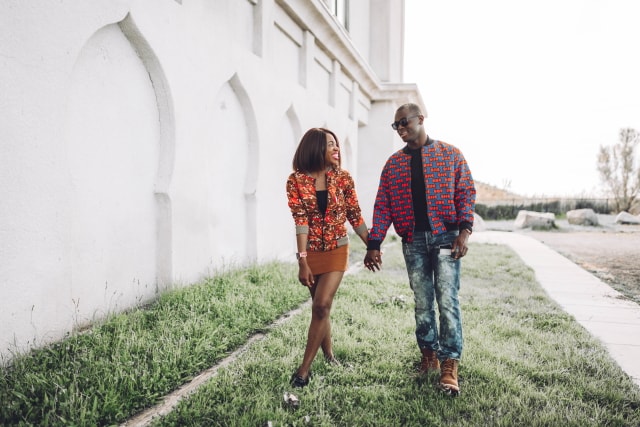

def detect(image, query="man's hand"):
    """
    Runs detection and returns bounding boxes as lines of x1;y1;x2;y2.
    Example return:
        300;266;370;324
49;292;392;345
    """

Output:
451;229;471;259
364;249;382;271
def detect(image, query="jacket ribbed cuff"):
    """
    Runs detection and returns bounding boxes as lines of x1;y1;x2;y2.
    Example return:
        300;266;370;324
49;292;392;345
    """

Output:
367;239;382;251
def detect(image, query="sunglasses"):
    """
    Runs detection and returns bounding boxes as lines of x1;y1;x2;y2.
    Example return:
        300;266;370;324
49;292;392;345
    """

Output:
391;115;419;130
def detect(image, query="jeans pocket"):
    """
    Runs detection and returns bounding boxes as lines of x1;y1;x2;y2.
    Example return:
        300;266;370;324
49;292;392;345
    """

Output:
439;248;452;256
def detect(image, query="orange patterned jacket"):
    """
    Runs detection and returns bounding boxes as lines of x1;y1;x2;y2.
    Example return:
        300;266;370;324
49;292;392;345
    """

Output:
286;168;367;252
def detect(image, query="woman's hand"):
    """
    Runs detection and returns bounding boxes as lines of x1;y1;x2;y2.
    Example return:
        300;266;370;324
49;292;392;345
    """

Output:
298;261;315;287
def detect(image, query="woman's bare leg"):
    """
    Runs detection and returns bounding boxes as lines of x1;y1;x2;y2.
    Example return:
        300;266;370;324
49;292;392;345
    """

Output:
295;271;344;379
310;276;336;359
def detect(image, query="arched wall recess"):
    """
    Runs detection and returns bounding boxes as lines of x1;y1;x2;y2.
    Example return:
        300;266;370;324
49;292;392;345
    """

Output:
209;74;259;262
119;13;176;289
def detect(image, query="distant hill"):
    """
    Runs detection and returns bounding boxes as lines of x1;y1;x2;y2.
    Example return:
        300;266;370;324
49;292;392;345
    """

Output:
475;181;527;204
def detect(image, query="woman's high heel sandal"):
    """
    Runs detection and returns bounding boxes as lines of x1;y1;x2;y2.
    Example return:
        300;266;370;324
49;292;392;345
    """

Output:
290;372;310;388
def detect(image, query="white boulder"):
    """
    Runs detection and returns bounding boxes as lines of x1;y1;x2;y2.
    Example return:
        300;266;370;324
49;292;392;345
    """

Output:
566;208;599;226
473;212;487;232
514;210;556;230
615;211;640;225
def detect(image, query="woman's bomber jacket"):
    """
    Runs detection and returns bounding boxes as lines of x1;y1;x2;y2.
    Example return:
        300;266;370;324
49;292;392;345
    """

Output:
286;168;368;252
368;139;476;248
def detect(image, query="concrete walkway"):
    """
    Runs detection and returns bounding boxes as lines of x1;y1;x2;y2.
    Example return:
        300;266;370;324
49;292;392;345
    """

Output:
473;231;640;388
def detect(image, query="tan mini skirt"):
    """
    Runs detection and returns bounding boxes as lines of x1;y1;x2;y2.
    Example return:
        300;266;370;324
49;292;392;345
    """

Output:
306;244;349;275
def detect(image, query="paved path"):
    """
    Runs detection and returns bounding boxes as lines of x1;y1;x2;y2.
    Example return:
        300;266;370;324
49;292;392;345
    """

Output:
473;231;640;388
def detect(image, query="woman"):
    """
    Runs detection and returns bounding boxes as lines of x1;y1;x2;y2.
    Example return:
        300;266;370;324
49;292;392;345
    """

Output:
285;128;368;388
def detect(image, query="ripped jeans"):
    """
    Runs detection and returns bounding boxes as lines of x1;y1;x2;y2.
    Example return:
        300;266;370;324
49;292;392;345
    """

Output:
402;230;463;361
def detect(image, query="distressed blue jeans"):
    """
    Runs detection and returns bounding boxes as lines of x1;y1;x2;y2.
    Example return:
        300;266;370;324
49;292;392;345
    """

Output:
402;230;463;361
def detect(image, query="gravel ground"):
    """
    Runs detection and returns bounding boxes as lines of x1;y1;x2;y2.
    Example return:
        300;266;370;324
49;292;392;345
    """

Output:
483;214;640;304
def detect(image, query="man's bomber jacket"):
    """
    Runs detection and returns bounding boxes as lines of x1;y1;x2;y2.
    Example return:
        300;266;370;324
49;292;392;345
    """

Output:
368;139;476;248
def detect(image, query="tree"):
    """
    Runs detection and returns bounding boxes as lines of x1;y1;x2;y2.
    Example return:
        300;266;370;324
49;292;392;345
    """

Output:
597;128;640;213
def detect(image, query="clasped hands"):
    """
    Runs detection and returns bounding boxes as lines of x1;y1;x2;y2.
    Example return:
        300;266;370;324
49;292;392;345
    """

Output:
364;250;382;272
363;232;470;272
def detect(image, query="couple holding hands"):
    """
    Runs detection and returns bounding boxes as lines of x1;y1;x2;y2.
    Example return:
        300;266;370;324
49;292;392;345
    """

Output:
285;103;476;397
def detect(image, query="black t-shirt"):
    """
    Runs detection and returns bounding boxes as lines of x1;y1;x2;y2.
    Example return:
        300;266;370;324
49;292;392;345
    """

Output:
408;147;431;232
316;190;328;215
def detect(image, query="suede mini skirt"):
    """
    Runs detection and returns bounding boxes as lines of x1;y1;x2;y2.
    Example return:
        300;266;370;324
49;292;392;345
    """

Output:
306;244;349;275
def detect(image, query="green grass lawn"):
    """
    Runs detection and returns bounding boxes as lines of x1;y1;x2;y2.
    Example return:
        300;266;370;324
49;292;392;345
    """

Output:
1;239;639;426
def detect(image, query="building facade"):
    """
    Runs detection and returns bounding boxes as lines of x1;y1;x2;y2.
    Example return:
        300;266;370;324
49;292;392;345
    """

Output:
0;0;423;360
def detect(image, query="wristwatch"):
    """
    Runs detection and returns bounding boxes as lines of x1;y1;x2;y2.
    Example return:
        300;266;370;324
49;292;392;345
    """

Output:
296;252;307;260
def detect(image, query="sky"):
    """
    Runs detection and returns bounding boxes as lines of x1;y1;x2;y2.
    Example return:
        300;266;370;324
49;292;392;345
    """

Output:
403;0;640;197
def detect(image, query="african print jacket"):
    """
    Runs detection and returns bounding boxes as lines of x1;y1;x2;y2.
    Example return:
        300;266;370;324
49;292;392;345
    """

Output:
369;139;476;246
286;168;367;252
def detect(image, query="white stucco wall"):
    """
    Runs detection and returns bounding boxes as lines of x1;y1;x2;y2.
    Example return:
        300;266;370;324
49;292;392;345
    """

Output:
0;0;422;361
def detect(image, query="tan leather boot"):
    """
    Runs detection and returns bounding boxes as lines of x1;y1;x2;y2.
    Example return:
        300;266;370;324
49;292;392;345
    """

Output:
419;348;440;374
438;359;460;396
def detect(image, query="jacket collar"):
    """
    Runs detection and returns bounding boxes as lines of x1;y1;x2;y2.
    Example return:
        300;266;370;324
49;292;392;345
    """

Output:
294;167;338;181
402;136;434;155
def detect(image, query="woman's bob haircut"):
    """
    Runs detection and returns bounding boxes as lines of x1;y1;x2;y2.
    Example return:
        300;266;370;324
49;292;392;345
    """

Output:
292;127;341;172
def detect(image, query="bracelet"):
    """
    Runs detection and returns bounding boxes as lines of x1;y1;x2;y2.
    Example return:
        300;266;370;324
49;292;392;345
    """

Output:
296;252;307;260
460;228;472;235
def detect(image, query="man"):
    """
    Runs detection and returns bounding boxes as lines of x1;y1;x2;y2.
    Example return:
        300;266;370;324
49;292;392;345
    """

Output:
364;103;476;396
